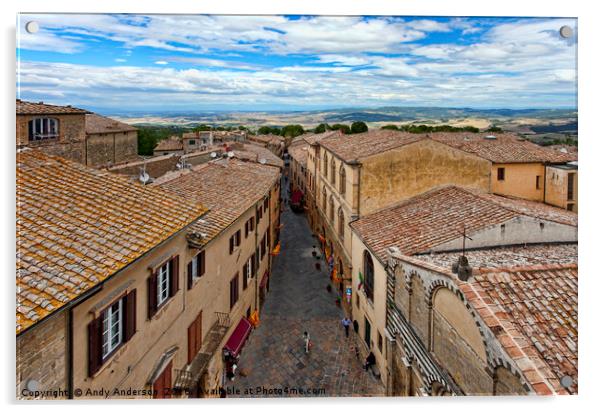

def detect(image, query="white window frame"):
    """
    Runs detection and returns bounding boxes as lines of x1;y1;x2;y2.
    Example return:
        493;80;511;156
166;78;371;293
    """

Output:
245;257;253;282
102;298;123;359
157;262;171;306
29;117;59;141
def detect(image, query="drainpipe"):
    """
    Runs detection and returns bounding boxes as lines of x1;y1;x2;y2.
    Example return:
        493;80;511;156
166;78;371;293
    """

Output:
67;308;73;399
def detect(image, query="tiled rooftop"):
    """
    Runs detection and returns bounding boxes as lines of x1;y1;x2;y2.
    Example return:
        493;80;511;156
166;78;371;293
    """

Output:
85;113;137;134
288;144;309;167
304;130;342;145
155;137;183;151
231;143;284;168
320;130;423;161
350;185;577;263
16;149;206;334
460;264;578;394
429;132;578;164
16;99;90;115
155;158;280;247
415;243;577;269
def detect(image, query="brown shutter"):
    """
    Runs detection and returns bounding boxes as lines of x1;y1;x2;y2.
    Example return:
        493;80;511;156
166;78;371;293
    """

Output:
200;251;205;276
187;260;193;290
245;221;249;238
229;236;234;254
251;254;256;276
148;272;158;319
236;230;241;246
124;289;137;342
88;316;103;377
242;263;248;289
170;256;179;297
187;322;195;364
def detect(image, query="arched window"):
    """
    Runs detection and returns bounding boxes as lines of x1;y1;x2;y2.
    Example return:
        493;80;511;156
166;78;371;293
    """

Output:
323;152;328;176
338;207;345;238
28;117;59;141
330;158;336;185
322;187;327;210
363;250;374;302
339;165;346;195
329;195;335;221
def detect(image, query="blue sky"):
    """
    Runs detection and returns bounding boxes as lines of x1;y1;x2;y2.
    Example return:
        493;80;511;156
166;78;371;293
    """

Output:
16;14;577;112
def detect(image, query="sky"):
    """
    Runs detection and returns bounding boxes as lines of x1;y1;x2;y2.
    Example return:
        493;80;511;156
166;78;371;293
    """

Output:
16;14;577;112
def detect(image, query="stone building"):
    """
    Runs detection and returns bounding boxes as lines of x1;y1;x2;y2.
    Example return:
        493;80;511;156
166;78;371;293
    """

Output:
247;134;285;157
16;149;281;399
228;142;284;170
288;142;308;194
16;99;90;164
16;100;139;168
154;136;184;156
349;185;578;393
85;114;138;167
544;162;578;212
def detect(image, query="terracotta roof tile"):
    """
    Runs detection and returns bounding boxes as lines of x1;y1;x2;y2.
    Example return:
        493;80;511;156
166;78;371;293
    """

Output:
320;130;424;161
85;114;137;134
350;185;577;262
464;264;578;394
156;159;280;247
288;144;309;167
429;132;577;163
155;137;183;151
16;149;206;334
16;99;90;115
231;143;284;168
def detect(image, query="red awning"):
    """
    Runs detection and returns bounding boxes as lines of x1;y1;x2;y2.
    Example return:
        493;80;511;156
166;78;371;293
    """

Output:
223;317;252;357
260;271;269;289
290;189;304;204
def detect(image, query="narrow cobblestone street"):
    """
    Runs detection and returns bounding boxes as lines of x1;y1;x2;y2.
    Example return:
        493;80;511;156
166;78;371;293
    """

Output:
230;193;385;397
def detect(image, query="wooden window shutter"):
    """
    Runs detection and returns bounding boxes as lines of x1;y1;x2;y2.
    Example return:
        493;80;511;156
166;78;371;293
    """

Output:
169;256;179;297
124;289;137;342
236;230;241;246
147;272;158;319
200;251;205;276
88;316;103;377
187;322;196;364
251;253;256;275
187;260;194;290
196;311;202;353
242;263;248;289
245;221;249;238
229;236;234;254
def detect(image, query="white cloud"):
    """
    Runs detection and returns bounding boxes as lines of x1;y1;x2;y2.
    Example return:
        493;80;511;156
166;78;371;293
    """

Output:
154;61;168;65
114;58;127;63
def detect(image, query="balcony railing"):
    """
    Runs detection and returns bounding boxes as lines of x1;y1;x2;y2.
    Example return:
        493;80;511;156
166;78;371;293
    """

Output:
173;312;231;393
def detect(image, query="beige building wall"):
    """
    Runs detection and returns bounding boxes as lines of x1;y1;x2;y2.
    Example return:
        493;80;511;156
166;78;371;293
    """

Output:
350;232;388;386
85;131;138;167
491;162;545;202
16;113;87;164
545;166;578;212
358;140;491;215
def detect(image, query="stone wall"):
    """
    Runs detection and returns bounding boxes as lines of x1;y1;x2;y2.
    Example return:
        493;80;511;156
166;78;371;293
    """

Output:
86;131;139;167
16;312;68;399
16;114;86;164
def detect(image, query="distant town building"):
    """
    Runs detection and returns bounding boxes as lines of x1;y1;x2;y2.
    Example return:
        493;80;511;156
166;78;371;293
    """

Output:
85;113;138;167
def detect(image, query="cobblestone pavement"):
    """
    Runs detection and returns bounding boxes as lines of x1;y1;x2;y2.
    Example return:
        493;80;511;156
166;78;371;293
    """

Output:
230;201;385;398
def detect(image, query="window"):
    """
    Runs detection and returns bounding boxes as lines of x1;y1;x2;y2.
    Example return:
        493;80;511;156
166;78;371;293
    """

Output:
378;331;383;354
364;317;371;348
260;233;267;259
330;159;336;185
188;139;196;145
338;207;345;238
329;196;335;221
536;175;541;190
88;290;136;376
148;256;179;318
230;274;239;309
187;311;202;364
229;230;241;254
243;256;253;289
497;167;505;181
187;250;205;289
323;153;328;175
567;203;574;212
102;298;123;359
28;117;59;141
363;250;374;302
157;262;171;306
263;197;269;213
322;187;327;210
339;166;346;194
567;172;575;201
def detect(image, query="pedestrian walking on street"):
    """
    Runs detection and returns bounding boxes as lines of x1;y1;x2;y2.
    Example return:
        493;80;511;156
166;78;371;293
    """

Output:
303;331;311;354
341;317;351;338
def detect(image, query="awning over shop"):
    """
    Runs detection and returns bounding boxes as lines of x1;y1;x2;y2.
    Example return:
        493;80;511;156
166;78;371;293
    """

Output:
291;189;304;204
223;317;252;357
260;271;269;289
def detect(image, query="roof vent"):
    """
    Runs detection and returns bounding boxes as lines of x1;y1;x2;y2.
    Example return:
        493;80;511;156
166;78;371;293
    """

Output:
484;135;497;140
559;147;568;153
259;158;267;165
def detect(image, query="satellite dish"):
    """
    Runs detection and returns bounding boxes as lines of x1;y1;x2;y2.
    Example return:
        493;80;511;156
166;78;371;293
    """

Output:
210;152;217;158
259;158;267;165
139;171;151;185
227;151;234;158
